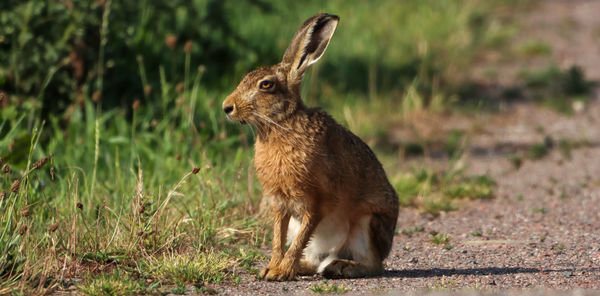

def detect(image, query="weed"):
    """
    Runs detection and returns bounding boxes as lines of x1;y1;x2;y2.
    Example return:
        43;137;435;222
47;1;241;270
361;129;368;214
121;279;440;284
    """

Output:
509;154;523;169
236;248;266;271
310;282;347;294
445;130;466;158
521;65;595;114
516;40;552;57
444;175;496;200
401;225;425;237
151;253;233;285
558;139;573;160
394;168;496;216
470;230;482;237
170;283;187;295
559;191;569;200
430;233;451;245
79;271;152;296
530;207;548;214
423;198;457;216
193;283;219;295
527;141;551;159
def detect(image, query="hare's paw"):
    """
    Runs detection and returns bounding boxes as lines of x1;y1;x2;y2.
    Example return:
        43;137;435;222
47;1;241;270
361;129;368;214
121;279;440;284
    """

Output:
321;259;363;279
259;266;271;279
262;263;297;281
297;259;317;276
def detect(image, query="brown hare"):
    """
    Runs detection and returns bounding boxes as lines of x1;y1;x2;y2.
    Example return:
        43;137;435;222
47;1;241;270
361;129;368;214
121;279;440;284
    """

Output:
222;13;399;281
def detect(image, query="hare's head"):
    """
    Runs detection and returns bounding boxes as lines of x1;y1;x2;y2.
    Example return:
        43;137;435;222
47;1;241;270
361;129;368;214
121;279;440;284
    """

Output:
223;13;339;126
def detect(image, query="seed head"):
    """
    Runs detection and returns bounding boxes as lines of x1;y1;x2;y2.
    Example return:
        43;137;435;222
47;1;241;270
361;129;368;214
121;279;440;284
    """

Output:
76;202;83;210
0;93;7;108
192;167;200;174
0;157;3;166
2;164;9;174
19;225;28;235
92;91;102;103
143;85;152;96
175;154;182;161
165;34;177;49
138;204;145;214
132;99;140;111
176;82;185;94
0;191;6;200
184;41;193;53
50;167;55;181
10;179;20;192
20;207;30;217
48;222;60;233
198;65;206;73
33;157;49;170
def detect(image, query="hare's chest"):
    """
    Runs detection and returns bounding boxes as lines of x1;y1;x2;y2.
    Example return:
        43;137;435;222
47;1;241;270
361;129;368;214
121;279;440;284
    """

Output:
254;140;312;199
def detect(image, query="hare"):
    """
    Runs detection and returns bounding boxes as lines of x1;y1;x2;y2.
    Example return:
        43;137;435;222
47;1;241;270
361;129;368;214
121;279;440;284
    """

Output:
222;13;399;281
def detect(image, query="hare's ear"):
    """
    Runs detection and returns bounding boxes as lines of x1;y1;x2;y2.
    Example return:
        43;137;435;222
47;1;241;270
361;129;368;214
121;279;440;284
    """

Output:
282;13;339;82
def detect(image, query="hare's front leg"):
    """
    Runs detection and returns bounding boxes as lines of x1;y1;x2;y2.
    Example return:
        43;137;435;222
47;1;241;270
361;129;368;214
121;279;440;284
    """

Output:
260;206;290;279
263;210;320;281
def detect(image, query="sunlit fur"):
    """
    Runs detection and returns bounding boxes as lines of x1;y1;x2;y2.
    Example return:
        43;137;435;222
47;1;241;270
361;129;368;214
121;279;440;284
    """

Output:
223;13;399;281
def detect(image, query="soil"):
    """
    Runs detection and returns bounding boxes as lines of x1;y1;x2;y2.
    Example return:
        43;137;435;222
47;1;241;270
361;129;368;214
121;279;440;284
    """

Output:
207;1;600;295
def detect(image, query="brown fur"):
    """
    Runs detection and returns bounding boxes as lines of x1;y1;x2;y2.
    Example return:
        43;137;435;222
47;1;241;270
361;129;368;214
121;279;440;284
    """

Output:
222;13;399;281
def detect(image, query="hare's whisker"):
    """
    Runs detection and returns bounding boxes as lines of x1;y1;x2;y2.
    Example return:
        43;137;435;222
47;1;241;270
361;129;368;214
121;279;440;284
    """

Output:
252;112;290;132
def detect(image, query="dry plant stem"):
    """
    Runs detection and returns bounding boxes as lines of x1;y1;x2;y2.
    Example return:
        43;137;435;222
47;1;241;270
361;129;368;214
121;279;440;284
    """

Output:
128;171;193;252
96;0;112;94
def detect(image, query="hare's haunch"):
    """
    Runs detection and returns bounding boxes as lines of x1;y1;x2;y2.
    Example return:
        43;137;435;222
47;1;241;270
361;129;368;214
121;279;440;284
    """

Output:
223;13;399;281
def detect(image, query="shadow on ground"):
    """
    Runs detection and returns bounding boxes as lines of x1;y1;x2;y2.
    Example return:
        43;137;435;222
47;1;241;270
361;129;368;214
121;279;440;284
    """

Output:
382;267;599;278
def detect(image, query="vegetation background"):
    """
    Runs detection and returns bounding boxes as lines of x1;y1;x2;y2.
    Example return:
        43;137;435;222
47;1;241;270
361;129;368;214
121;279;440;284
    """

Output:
0;0;595;294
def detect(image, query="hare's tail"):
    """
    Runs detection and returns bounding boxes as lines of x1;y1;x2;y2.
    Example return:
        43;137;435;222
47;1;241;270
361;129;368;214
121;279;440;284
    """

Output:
369;210;398;261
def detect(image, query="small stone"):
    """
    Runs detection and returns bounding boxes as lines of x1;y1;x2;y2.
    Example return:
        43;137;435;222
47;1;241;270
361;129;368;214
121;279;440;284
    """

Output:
462;250;467;254
410;257;418;263
562;271;574;277
489;279;497;285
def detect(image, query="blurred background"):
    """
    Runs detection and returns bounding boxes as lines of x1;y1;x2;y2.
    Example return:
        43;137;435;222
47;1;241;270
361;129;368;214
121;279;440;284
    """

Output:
1;0;599;293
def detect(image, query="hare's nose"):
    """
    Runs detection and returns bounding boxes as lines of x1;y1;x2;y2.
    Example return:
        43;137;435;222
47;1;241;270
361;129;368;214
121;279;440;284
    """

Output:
223;105;234;115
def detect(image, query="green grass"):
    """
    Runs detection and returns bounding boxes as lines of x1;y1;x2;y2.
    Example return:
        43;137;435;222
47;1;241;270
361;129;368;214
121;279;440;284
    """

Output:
309;281;347;294
516;40;552;57
430;232;451;245
393;168;496;216
520;65;595;114
151;253;233;285
79;271;158;296
401;225;425;237
470;230;482;237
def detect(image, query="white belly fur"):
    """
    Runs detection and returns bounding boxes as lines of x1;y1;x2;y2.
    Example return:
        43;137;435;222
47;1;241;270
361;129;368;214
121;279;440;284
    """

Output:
287;211;371;273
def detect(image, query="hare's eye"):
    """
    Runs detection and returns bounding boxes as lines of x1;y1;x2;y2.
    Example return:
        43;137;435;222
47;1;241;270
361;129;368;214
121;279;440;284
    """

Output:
259;80;274;90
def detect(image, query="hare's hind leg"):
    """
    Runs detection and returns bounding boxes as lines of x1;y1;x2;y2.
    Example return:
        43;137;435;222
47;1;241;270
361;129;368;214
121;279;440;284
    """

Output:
297;259;318;276
321;258;383;279
320;215;385;278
